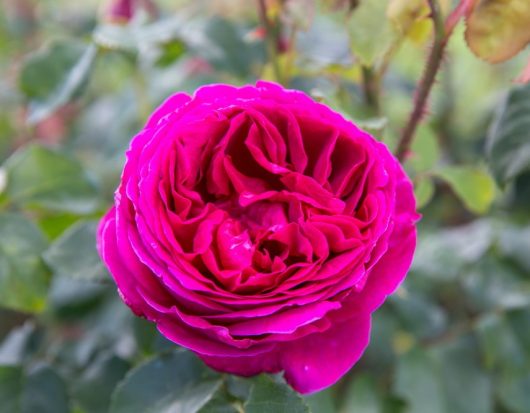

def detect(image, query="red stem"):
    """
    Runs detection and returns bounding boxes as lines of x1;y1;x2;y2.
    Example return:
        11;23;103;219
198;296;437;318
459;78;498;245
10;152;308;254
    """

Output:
395;0;448;162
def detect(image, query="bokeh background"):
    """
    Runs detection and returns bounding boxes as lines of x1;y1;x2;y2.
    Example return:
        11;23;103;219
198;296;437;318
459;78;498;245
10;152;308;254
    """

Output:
0;1;529;412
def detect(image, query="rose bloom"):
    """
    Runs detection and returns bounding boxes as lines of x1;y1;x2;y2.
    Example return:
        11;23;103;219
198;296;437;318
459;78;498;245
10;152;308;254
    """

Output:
98;81;418;393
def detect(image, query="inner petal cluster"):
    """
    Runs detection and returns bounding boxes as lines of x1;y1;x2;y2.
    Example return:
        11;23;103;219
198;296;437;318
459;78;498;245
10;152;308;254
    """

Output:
134;100;394;299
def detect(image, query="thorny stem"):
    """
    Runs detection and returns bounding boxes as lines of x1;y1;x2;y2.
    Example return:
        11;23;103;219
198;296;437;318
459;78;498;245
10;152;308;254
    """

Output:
256;0;282;83
395;0;448;162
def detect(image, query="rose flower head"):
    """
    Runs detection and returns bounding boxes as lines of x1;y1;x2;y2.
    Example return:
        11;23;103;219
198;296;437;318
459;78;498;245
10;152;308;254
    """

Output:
97;81;419;393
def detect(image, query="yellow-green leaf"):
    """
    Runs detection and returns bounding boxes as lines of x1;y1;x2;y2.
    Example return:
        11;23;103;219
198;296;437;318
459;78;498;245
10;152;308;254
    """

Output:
245;375;310;413
408;125;441;172
0;213;50;313
465;0;530;63
487;83;530;185
3;145;100;214
387;0;429;35
387;0;453;44
515;58;530;84
415;177;435;209
348;0;396;66
436;166;496;214
110;350;222;413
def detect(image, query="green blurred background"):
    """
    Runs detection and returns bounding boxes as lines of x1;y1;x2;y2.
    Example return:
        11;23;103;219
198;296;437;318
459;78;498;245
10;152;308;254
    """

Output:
0;1;529;412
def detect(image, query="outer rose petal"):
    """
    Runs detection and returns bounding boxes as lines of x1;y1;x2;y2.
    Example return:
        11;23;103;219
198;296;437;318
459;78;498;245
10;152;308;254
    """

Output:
145;92;191;128
199;348;282;378
97;208;144;315
281;312;371;393
199;312;371;394
350;217;417;315
343;168;419;317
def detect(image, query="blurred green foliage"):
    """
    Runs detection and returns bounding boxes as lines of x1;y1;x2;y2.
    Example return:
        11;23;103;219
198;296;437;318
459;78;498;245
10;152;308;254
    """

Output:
0;0;529;412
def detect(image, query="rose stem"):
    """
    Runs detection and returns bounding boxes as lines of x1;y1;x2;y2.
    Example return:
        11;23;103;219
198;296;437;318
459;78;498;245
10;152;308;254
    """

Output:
256;0;283;84
361;65;381;115
394;0;448;162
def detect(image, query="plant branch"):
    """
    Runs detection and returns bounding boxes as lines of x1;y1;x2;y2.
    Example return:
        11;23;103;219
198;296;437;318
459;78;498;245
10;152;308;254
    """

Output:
256;0;282;83
133;68;152;122
395;0;448;162
283;23;298;84
361;65;381;115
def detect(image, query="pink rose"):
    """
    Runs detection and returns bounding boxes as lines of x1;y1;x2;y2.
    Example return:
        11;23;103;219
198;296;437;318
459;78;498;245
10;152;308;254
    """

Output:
97;81;418;393
103;0;157;23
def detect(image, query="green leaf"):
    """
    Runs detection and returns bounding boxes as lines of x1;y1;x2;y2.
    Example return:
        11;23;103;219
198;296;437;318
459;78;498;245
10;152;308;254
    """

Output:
357;117;388;138
131;317;174;356
382;397;406;413
475;313;526;372
197;387;240;413
390;293;447;340
362;309;400;369
19;40;97;124
297;16;352;68
21;365;70;413
414;177;435;209
435;336;493;413
348;0;395;66
409;125;440;172
93;16;185;53
461;256;530;312
506;307;530;352
225;375;252;401
498;224;530;272
95;16;261;78
0;213;49;313
43;220;107;281
303;387;337;413
19;40;84;100
497;372;530;413
132;318;159;356
244;375;309;413
387;0;430;37
303;388;336;413
465;0;530;63
93;24;138;52
435;166;496;214
0;322;35;365
73;354;131;413
47;276;107;319
282;0;315;31
0;364;70;413
110;350;222;413
412;219;493;280
3;145;99;214
156;40;187;67
487;83;530;185
0;365;23;413
191;17;264;78
342;373;380;413
394;348;446;413
38;213;83;240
